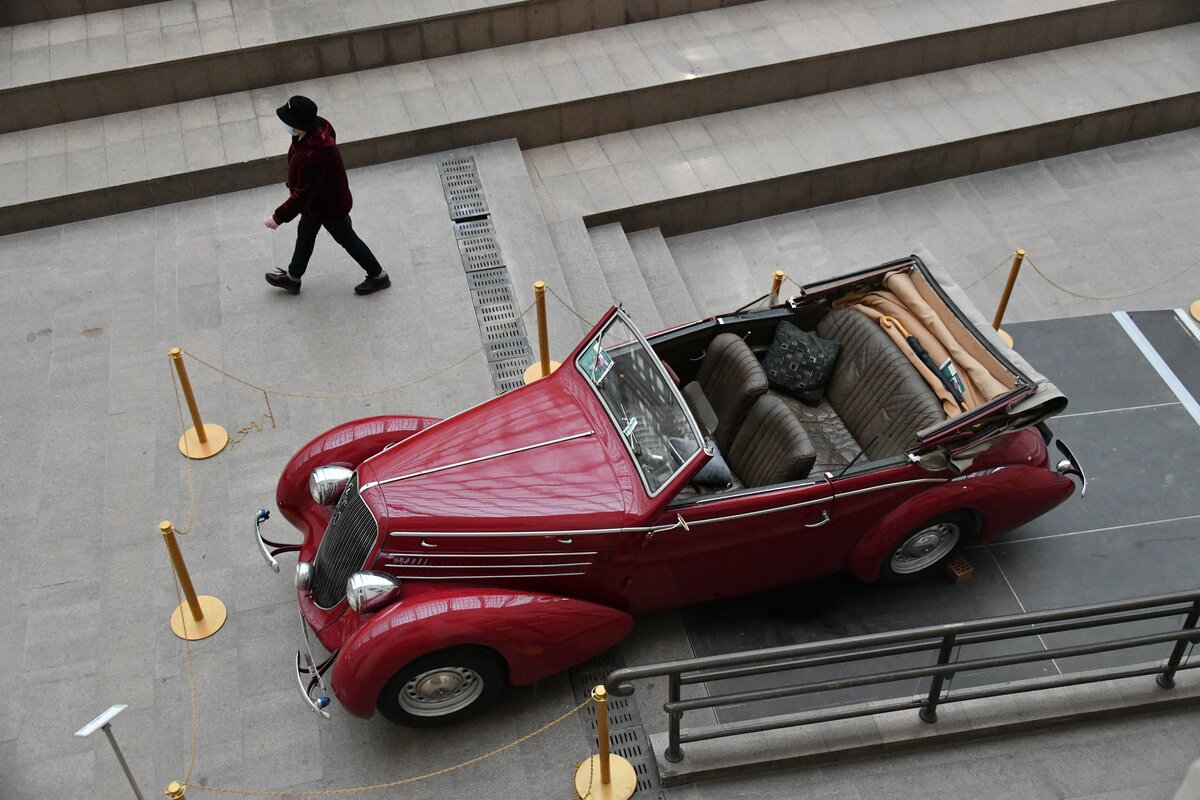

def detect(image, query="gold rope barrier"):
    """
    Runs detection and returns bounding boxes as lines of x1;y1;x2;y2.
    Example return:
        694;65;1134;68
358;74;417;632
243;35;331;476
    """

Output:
177;697;592;798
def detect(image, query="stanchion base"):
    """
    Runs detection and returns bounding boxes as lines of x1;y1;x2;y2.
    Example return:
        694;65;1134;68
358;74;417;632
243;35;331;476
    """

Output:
1191;300;1200;323
996;328;1014;348
170;596;227;640
573;755;636;800
523;361;562;385
179;423;228;459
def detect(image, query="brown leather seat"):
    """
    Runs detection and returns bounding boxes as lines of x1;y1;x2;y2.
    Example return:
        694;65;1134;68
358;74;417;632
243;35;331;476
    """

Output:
726;394;816;488
813;308;945;464
695;333;768;453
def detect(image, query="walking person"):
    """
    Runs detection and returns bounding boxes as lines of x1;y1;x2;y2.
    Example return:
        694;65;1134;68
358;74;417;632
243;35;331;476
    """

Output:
264;95;391;295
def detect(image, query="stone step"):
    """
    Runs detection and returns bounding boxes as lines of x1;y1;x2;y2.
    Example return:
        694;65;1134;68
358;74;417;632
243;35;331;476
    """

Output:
588;222;664;333
4;0;1191;234
662;225;771;317
0;0;757;131
473;139;590;357
546;215;616;329
0;1;155;27
520;23;1200;235
625;227;699;327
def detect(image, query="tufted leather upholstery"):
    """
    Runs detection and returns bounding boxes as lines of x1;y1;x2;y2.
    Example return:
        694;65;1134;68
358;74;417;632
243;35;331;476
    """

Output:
770;392;860;475
695;333;769;452
727;394;817;488
816;308;945;461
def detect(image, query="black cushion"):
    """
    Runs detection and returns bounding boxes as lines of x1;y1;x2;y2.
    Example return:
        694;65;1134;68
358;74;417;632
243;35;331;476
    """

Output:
671;437;733;488
762;321;840;405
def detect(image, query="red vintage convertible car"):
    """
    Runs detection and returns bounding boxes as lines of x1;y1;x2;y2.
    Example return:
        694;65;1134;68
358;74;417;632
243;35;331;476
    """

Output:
255;251;1085;726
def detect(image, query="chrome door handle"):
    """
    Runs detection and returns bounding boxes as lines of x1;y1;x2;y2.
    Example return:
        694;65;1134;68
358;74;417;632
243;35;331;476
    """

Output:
804;510;831;528
420;540;437;548
557;537;573;544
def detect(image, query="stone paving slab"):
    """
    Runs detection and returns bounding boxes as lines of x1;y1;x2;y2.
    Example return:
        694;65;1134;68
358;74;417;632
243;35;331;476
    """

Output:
525;22;1200;227
3;0;1175;232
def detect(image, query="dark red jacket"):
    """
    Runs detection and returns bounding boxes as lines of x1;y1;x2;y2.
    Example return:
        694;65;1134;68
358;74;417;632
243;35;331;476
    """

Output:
273;118;353;224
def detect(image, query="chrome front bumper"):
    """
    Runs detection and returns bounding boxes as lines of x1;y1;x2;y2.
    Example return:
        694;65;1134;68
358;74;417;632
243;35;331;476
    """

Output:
254;508;280;571
294;602;334;719
253;508;334;717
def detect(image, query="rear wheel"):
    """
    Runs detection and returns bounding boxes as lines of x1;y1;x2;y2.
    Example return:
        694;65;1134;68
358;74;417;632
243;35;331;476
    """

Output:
377;646;507;727
879;513;973;584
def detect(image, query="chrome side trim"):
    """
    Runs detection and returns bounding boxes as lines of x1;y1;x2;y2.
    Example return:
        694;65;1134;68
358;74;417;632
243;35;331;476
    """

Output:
383;551;598;558
831;478;948;499
382;570;589;580
384;561;593;569
359;431;594;492
385;478;950;539
679;481;822;506
390;526;648;538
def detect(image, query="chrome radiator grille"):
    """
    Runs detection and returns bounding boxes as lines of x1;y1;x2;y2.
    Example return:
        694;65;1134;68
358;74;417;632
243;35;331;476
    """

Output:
312;475;378;608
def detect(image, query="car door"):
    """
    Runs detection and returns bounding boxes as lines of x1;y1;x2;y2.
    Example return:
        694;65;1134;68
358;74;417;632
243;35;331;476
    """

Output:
623;476;836;612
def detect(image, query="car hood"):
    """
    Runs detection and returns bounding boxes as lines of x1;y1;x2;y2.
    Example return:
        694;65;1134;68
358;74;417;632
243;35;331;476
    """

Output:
355;367;635;533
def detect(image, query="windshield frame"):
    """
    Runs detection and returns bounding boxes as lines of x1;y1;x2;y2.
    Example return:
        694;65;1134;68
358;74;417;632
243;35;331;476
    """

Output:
574;309;705;498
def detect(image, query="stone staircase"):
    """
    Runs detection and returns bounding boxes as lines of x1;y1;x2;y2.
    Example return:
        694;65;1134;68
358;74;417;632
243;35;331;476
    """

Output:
2;0;1199;344
3;0;1198;235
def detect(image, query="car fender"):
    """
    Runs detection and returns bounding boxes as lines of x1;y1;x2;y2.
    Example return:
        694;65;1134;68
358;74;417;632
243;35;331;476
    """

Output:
847;463;1074;582
276;415;441;532
331;584;634;718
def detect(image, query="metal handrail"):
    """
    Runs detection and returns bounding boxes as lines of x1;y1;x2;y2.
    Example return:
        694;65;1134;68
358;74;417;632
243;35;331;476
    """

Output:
605;589;1200;763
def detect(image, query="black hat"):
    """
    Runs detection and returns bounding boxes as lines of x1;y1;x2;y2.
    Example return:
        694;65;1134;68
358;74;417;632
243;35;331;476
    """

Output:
276;95;318;131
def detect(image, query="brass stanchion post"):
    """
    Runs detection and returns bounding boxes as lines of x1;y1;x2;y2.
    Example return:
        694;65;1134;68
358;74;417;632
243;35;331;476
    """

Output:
160;520;227;640
165;781;186;799
769;270;785;306
991;249;1025;348
574;685;636;800
169;348;228;459
523;281;561;384
1191;300;1199;323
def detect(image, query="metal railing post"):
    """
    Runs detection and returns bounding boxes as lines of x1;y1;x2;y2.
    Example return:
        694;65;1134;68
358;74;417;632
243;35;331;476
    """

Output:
665;672;684;763
1158;600;1200;689
919;634;957;723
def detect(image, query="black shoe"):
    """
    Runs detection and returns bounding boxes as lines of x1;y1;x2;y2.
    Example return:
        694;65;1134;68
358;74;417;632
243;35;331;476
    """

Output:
266;269;301;294
355;272;391;295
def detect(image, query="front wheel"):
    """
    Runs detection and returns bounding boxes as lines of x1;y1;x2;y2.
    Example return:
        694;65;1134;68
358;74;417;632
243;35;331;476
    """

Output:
376;646;507;727
879;513;973;585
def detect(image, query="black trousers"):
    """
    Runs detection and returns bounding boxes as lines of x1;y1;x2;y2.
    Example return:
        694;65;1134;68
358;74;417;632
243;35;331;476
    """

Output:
287;214;383;279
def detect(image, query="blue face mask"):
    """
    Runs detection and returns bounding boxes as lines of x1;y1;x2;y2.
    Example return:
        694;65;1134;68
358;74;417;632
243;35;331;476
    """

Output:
282;122;299;137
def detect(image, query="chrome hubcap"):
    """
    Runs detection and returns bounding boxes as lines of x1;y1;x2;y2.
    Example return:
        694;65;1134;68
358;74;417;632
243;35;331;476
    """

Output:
399;667;484;717
890;523;960;574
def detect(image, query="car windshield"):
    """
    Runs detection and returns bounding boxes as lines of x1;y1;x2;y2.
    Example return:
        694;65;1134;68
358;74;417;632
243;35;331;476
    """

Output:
577;314;702;495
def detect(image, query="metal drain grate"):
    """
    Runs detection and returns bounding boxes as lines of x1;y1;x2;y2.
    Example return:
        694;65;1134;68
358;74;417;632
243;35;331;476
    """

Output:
454;218;495;239
447;188;488;220
437;156;477;177
488;357;531;394
457;234;504;272
437;154;531;396
465;267;510;291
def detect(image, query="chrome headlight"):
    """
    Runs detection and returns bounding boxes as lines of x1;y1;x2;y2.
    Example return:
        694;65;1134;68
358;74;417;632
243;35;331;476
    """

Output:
294;561;313;591
346;571;402;614
309;466;353;506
